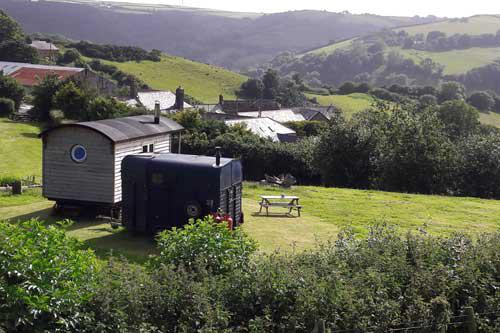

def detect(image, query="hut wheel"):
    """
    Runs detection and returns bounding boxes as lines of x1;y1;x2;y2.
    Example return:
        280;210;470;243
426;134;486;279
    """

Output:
186;201;202;218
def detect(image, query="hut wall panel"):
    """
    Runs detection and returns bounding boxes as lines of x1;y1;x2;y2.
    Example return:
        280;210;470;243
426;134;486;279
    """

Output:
43;127;115;203
113;134;171;202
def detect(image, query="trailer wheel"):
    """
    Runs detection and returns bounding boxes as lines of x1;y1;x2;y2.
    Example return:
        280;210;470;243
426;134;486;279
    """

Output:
186;201;202;219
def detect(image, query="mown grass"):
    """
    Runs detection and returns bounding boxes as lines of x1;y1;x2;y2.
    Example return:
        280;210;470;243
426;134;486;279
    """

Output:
0;118;42;179
306;93;377;118
478;111;500;128
395;47;500;75
102;55;247;103
2;182;498;255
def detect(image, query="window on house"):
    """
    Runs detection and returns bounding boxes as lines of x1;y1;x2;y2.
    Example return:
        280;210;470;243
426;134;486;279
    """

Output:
142;145;148;153
149;144;154;152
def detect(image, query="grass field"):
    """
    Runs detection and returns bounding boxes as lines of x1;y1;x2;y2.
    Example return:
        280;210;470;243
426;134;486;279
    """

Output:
303;39;355;56
0;118;41;179
1;183;499;257
103;55;247;103
395;47;500;75
398;15;500;37
306;93;377;118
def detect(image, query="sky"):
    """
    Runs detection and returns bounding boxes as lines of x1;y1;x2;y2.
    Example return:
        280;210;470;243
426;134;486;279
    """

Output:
104;0;500;17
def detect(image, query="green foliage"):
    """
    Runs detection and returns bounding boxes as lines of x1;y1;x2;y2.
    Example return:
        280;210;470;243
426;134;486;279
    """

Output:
437;100;480;139
30;74;62;122
467;91;495;111
0;10;24;42
53;81;91;120
439;81;466;102
0;75;24;110
68;40;161;62
284;121;327;138
0;220;98;332
0;40;39;64
0;175;20;187
0;98;14;117
57;48;82;65
239;78;264;99
150;217;257;275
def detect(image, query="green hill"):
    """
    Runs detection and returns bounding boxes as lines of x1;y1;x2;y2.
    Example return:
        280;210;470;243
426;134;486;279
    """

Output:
397;15;500;36
306;93;376;117
103;55;247;103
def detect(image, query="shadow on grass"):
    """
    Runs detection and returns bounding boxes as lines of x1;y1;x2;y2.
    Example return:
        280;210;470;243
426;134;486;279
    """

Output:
251;212;298;218
20;132;40;138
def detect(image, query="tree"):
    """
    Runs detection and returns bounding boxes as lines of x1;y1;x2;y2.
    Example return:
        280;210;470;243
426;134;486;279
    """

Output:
467;91;495;111
0;98;15;116
0;10;24;41
0;40;39;63
54;81;91;120
239;78;264;99
262;69;280;99
338;81;357;95
87;96;136;121
31;74;62;121
439;81;466;102
437;100;480;139
57;48;81;65
0;75;24;110
418;94;438;108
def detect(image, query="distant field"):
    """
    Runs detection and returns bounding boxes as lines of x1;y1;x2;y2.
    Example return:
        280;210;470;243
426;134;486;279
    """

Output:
303;39;355;56
306;93;376;117
103;55;247;103
0;118;41;179
397;15;500;36
478;111;500;128
395;47;500;75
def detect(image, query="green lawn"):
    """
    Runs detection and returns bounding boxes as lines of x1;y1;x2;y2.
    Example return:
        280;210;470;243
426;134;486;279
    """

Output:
102;55;247;103
1;183;498;256
306;93;377;118
395;47;500;75
0;118;41;179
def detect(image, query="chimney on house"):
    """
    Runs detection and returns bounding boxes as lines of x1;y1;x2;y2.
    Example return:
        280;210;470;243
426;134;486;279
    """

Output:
215;146;221;166
154;100;160;124
175;86;185;110
129;80;138;99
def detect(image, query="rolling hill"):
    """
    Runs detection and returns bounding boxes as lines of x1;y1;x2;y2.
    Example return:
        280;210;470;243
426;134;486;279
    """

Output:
2;0;437;69
300;15;500;75
306;93;377;117
100;55;247;103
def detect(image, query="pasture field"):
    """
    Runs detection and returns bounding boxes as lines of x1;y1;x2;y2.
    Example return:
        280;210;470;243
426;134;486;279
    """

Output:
1;183;499;258
395;47;500;75
306;93;377;118
397;15;500;37
102;55;247;103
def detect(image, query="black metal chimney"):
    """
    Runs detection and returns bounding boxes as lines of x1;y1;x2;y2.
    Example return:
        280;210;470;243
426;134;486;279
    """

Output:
154;101;160;124
175;86;185;110
215;146;221;166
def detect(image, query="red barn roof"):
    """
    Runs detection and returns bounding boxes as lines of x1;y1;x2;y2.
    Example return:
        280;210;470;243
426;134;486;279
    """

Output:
9;67;82;87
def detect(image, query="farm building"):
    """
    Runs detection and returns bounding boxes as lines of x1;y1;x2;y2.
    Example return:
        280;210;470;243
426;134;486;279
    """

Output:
0;61;116;94
125;87;192;112
39;114;183;207
225;117;297;143
29;40;59;60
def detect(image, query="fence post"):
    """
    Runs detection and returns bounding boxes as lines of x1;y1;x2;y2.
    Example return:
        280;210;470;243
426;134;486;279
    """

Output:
463;306;477;333
12;180;22;195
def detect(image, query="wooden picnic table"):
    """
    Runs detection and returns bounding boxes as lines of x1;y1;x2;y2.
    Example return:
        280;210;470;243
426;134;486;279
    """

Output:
258;195;302;217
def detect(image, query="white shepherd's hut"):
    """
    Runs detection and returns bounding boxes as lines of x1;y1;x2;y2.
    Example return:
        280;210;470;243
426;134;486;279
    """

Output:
39;113;183;208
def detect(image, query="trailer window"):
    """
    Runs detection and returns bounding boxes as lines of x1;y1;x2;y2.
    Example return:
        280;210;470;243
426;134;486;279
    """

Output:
149;144;154;152
142;145;148;153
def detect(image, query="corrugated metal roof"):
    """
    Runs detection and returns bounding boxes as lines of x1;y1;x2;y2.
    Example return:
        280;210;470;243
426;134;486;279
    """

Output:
237;109;306;123
135;91;192;111
40;115;184;143
225;117;296;142
30;40;59;51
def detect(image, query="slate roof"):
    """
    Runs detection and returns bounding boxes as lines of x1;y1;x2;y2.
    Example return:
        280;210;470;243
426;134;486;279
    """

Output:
126;91;192;111
30;40;59;51
225;117;297;143
237;109;306;123
40;115;184;143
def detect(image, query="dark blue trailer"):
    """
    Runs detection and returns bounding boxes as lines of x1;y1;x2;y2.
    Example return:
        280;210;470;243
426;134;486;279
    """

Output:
121;151;243;234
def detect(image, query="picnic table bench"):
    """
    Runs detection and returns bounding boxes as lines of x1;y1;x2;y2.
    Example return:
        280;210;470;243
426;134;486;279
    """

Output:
258;195;302;217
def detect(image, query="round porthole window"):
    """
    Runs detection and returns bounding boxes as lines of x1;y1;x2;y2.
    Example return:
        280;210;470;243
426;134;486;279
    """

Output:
70;145;87;163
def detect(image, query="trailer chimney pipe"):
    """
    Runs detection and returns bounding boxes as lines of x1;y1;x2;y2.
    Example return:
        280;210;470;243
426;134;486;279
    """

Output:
154;101;160;124
215;146;221;166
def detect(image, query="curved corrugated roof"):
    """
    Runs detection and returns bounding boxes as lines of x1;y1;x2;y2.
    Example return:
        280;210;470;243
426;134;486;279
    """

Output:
40;115;183;143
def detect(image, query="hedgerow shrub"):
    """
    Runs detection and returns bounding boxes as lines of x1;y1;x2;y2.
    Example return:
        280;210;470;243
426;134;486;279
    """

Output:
0;98;15;117
150;217;257;275
0;175;20;186
0;220;98;332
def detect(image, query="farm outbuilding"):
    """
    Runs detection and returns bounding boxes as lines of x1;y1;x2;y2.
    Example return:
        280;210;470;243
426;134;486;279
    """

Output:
39;114;183;207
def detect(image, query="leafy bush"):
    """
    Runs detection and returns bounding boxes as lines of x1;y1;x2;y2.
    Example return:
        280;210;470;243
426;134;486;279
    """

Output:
0;175;20;186
150;217;257;275
0;75;24;110
0;98;15;117
68;41;161;62
0;220;98;332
